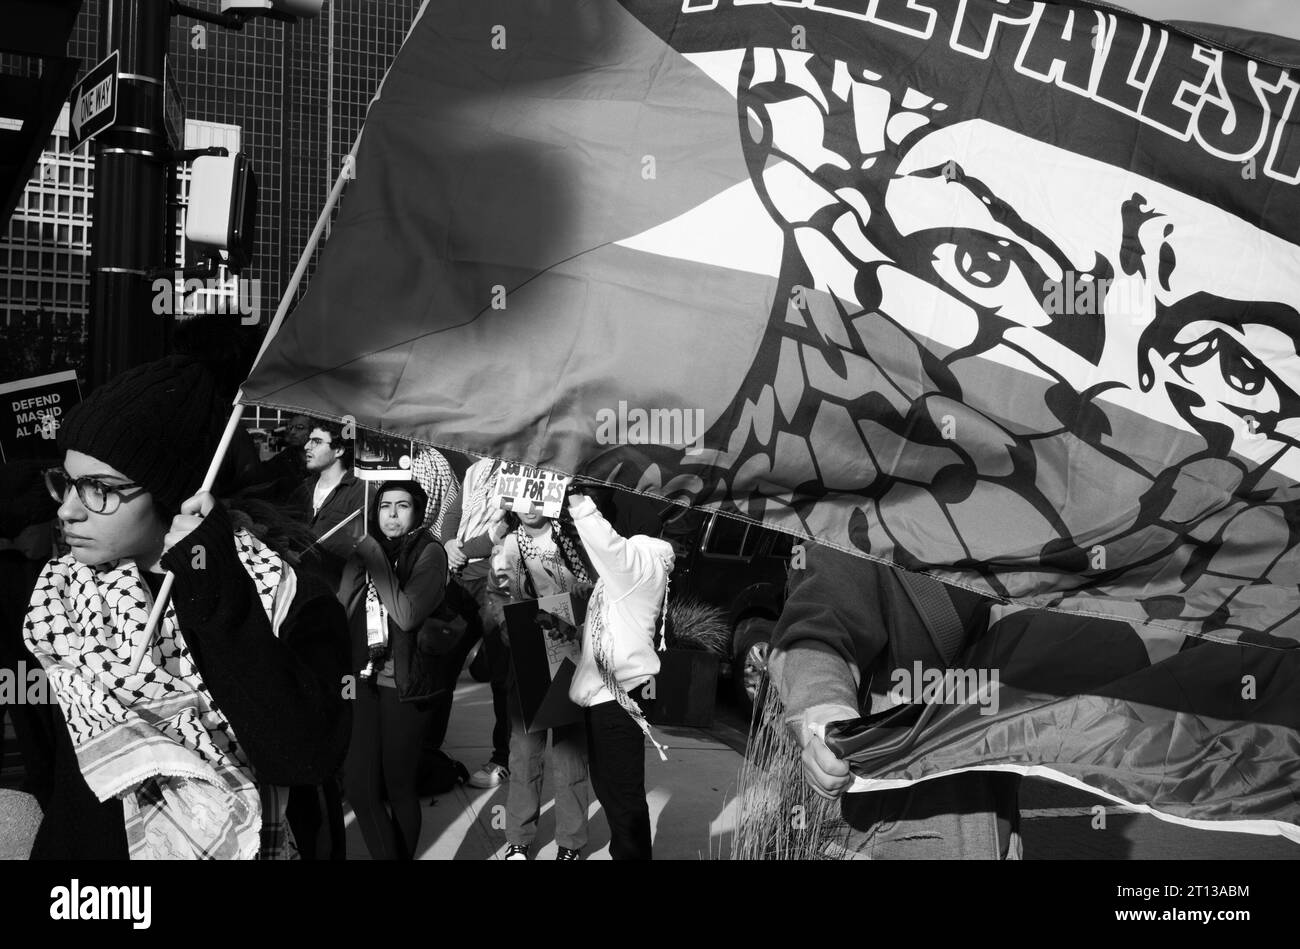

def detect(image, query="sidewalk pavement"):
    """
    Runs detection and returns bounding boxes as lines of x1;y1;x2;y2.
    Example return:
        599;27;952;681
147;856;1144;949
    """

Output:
342;673;746;860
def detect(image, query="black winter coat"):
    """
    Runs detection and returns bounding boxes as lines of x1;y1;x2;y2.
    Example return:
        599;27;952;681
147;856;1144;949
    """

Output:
338;532;448;704
30;503;353;860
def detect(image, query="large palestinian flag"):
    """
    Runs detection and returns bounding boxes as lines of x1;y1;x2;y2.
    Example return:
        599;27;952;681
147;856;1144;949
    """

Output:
241;0;1300;841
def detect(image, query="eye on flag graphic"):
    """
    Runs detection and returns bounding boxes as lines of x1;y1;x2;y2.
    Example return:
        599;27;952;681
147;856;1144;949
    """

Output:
240;0;1300;841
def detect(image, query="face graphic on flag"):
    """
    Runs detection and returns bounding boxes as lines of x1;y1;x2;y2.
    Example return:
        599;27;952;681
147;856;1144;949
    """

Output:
587;39;1300;647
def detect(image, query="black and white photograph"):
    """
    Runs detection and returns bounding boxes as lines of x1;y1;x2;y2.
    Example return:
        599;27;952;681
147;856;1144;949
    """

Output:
0;0;1295;930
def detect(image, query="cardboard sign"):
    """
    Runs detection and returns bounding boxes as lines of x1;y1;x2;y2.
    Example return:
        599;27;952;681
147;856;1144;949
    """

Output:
0;370;82;463
492;462;571;519
354;430;413;480
505;591;587;734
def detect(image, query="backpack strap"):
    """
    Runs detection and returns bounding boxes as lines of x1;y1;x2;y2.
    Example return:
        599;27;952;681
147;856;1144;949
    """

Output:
895;570;967;667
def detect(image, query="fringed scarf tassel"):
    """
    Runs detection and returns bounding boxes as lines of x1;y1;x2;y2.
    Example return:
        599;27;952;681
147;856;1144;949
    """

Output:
589;585;670;762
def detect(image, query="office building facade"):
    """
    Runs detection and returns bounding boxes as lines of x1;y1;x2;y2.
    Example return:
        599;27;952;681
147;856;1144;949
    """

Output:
0;0;423;383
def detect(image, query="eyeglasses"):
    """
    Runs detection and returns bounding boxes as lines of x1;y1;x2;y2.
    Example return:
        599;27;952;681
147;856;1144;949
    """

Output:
45;467;148;515
305;436;333;447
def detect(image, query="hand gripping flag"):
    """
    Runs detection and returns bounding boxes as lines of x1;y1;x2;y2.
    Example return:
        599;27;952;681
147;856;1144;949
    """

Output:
241;0;1300;841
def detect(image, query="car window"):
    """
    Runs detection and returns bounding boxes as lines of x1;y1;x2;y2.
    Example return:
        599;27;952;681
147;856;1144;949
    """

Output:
770;532;796;558
702;514;750;558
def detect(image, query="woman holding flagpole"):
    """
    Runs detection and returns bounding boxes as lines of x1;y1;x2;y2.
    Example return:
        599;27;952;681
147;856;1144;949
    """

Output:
23;355;352;859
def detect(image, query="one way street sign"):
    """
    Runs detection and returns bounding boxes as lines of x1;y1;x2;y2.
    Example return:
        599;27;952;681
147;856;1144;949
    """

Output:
68;51;119;151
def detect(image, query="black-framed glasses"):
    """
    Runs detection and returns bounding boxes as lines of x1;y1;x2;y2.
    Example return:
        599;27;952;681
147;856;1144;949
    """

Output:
45;467;148;515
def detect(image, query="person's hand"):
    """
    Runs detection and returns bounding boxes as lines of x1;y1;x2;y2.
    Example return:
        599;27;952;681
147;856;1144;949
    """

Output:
566;476;596;504
796;705;856;800
445;538;467;570
163;491;217;555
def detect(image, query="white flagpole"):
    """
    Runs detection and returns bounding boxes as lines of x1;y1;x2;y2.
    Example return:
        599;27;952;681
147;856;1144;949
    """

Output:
128;150;359;674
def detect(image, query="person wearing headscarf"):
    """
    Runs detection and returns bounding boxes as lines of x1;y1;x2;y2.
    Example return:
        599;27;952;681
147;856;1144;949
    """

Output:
338;479;448;859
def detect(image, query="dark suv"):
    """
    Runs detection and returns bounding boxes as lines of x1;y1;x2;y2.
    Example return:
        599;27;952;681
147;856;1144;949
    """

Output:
666;510;796;717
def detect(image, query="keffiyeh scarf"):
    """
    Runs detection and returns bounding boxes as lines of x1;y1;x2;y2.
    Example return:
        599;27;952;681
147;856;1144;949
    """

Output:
587;581;671;762
23;529;297;860
457;458;504;547
411;446;458;538
363;574;390;673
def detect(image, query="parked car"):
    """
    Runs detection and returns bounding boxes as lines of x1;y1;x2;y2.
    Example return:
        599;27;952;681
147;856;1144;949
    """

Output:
665;509;796;718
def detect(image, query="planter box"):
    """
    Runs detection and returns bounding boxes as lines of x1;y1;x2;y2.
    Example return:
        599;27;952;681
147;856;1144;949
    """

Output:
643;649;720;728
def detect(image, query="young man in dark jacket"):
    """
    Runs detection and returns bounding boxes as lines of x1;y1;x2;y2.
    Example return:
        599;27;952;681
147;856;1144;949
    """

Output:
289;420;366;594
770;543;1021;859
285;418;364;859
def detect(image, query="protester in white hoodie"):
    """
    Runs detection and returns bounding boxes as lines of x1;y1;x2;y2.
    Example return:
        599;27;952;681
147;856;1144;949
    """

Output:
565;484;674;861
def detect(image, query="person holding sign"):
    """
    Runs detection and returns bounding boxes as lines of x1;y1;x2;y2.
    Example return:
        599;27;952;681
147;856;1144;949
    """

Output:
565;482;675;861
338;480;448;860
23;356;351;859
489;503;594;860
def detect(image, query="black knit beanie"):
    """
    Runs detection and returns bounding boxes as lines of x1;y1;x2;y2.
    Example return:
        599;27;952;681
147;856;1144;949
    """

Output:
58;355;224;514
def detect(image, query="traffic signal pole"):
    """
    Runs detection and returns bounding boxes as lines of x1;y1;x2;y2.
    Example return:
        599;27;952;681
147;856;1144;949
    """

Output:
87;0;170;391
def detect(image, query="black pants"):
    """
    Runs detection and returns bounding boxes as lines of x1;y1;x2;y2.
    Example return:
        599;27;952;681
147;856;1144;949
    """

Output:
424;574;510;766
285;778;345;861
344;683;433;860
585;701;651;860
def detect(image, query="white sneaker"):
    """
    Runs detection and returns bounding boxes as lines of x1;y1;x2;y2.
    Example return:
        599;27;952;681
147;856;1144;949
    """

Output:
468;762;508;789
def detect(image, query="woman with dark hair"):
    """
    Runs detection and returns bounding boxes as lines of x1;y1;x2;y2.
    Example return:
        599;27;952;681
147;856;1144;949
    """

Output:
489;503;594;860
23;355;352;860
338;479;448;860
